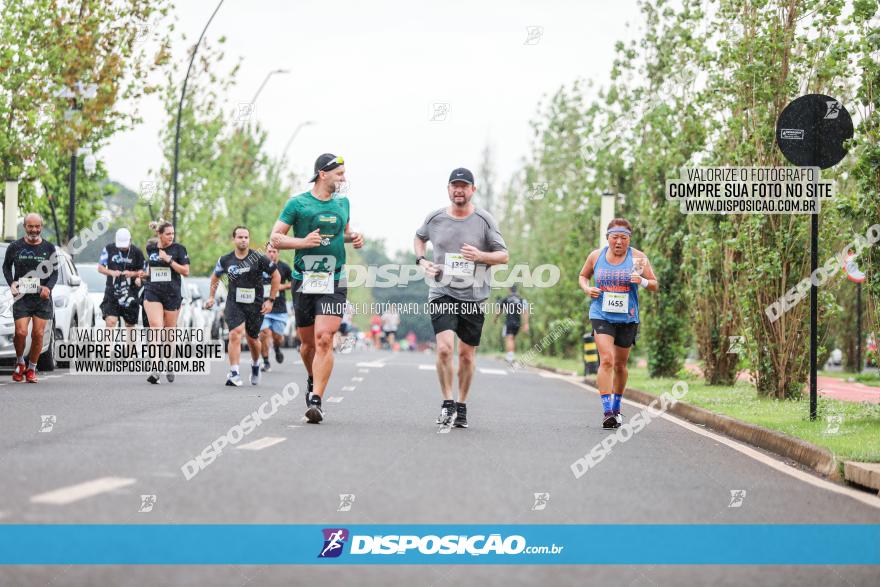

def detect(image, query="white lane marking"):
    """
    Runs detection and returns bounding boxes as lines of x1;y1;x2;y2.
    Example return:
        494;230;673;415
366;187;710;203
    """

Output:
566;377;880;510
351;377;364;382
479;368;508;375
287;425;302;429
326;397;344;403
357;369;369;374
31;477;136;505
539;372;572;379
236;436;286;451
341;386;356;391
437;425;452;434
357;362;385;368
419;365;436;370
44;375;62;379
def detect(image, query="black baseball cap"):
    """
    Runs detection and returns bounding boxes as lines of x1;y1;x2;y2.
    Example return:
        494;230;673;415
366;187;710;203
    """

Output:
448;167;474;185
309;153;344;182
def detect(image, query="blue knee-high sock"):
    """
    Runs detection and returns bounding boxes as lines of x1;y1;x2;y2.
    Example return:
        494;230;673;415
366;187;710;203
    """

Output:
612;393;623;414
600;393;613;415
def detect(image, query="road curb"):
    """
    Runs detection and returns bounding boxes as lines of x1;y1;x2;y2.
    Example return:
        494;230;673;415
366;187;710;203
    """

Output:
529;360;842;480
843;462;880;494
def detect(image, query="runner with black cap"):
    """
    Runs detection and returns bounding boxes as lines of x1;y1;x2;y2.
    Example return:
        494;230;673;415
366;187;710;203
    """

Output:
578;218;658;429
270;153;364;423
207;226;279;386
414;167;509;428
97;228;145;331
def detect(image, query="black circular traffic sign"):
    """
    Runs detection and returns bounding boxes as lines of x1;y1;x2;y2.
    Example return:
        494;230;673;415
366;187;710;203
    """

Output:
775;94;853;169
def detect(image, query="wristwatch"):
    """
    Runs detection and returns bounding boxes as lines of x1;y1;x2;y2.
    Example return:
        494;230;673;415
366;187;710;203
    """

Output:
416;255;427;265
268;297;276;302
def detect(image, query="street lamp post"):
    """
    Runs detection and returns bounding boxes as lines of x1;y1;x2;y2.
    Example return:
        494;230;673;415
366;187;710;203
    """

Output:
56;82;97;252
282;120;315;161
172;0;225;231
599;192;618;248
250;69;290;106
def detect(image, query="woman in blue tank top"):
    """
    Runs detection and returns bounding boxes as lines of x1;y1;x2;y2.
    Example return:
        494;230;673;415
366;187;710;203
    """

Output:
578;218;658;430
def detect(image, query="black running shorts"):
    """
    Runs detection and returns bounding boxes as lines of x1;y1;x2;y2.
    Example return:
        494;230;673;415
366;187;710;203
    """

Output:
13;295;53;321
291;278;347;328
144;288;182;311
591;318;639;348
429;295;485;347
100;296;140;326
225;301;263;339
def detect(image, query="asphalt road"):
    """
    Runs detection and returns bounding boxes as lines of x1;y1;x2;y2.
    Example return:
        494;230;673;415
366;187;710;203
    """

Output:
1;348;878;586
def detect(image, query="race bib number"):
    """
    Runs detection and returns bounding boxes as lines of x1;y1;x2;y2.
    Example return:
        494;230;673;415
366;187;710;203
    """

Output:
303;271;334;294
236;287;256;304
445;253;474;276
263;284;271;298
18;277;40;294
151;266;171;282
601;292;629;314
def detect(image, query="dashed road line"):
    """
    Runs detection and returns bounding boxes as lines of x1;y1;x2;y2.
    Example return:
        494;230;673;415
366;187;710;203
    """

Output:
30;477;136;505
235;437;287;451
326;397;344;403
419;365;436;370
479;368;508;375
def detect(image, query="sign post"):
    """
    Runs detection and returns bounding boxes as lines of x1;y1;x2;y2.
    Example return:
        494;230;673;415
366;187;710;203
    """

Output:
776;94;853;420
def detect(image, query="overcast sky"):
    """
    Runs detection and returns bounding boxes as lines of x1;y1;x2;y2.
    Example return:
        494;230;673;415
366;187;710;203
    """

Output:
101;0;642;253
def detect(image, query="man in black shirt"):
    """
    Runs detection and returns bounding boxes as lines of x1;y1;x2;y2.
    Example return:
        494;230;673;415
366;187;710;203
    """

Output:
97;228;145;330
206;226;280;387
2;213;58;382
499;285;529;365
258;243;292;372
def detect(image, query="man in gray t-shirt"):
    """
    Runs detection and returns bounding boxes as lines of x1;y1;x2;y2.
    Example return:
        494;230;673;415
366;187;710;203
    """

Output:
413;167;509;430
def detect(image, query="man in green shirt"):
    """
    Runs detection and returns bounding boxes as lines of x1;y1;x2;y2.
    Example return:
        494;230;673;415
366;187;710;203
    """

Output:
270;153;364;424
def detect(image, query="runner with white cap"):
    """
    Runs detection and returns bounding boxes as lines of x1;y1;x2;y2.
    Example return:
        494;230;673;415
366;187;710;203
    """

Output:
97;228;145;331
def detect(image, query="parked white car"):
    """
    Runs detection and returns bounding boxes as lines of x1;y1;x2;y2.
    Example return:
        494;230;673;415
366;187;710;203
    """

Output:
0;284;55;371
75;263;108;327
50;250;96;365
188;276;227;341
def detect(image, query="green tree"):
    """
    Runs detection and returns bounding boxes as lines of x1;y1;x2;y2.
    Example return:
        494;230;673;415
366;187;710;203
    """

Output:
0;0;171;237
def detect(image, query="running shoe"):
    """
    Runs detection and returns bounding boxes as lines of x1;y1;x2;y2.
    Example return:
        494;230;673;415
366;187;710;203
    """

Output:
12;363;25;382
262;358;272;372
250;364;261;385
147;370;161;384
602;414;617;429
453;402;468;428
614;413;624;428
226;372;243;387
436;399;456;425
25;368;37;383
305;376;313;407
274;346;284;363
305;395;323;424
166;371;175;383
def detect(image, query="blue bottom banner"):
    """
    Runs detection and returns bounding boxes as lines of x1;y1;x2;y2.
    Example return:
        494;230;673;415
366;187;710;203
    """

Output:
0;524;877;565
